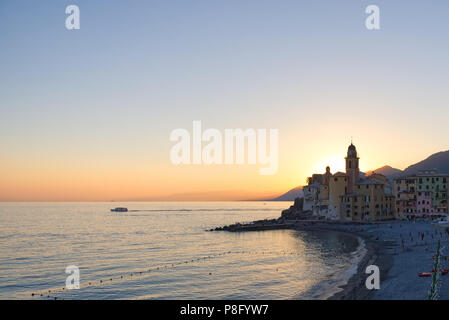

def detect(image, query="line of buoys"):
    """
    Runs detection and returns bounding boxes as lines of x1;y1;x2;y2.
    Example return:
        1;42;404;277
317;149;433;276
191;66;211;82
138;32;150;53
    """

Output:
30;249;302;299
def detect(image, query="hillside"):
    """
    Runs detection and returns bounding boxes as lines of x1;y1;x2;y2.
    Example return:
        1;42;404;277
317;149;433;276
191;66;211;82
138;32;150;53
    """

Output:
365;165;403;178
402;150;449;176
267;186;303;201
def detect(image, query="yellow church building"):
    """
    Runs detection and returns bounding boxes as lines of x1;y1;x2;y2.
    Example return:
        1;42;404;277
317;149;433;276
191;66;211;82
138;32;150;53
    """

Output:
303;143;396;221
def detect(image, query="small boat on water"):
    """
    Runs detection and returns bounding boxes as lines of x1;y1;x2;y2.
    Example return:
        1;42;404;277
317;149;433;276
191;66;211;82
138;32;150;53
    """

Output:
418;272;432;277
111;207;128;212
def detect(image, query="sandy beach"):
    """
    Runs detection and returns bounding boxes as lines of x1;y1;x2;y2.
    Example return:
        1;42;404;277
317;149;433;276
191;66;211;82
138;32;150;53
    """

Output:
216;218;449;299
295;220;449;300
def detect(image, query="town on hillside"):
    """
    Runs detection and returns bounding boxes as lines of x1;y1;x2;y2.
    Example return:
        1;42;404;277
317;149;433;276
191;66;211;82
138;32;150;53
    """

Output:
302;143;449;221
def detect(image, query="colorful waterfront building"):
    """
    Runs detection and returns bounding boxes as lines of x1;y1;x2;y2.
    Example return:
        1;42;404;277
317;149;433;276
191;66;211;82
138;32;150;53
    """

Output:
416;191;432;214
302;167;332;216
341;179;396;222
394;170;449;217
416;171;448;213
393;177;417;218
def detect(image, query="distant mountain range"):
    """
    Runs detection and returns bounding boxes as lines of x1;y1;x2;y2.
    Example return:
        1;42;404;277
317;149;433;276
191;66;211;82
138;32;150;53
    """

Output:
268;150;449;201
369;150;449;178
365;165;403;178
402;150;449;176
268;186;303;201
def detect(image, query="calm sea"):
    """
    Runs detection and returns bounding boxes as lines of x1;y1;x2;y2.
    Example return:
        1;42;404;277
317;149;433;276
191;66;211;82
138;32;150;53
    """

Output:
0;202;363;299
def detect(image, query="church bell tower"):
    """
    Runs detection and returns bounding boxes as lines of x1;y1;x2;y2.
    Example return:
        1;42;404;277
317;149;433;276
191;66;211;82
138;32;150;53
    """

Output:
345;143;359;194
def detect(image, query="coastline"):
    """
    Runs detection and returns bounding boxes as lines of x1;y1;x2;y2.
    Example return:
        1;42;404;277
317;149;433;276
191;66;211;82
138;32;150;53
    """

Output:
314;225;392;300
289;221;393;300
212;218;449;300
213;218;449;299
211;220;392;300
309;220;449;300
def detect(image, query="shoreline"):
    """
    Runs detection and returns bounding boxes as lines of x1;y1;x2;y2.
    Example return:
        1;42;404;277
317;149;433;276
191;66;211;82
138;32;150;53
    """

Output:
289;221;393;300
212;218;449;300
211;219;396;300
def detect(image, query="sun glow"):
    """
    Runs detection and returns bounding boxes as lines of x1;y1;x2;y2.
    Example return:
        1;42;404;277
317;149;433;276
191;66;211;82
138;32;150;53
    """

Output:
312;155;346;176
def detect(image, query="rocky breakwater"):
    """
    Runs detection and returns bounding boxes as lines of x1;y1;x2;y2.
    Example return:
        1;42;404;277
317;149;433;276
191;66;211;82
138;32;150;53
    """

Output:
280;197;313;220
209;218;295;232
209;197;312;232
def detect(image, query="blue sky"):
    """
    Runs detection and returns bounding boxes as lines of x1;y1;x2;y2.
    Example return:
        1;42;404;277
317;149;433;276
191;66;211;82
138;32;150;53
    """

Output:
1;1;449;200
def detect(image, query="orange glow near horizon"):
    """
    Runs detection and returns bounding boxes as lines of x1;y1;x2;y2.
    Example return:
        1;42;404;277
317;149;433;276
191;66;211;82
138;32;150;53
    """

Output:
0;136;444;202
0;118;446;202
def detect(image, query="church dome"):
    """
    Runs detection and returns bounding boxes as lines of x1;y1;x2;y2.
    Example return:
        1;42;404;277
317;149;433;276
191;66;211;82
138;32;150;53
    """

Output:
347;143;357;157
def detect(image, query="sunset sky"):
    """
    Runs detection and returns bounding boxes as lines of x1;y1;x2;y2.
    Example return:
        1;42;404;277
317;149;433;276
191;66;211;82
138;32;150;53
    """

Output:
1;1;449;201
